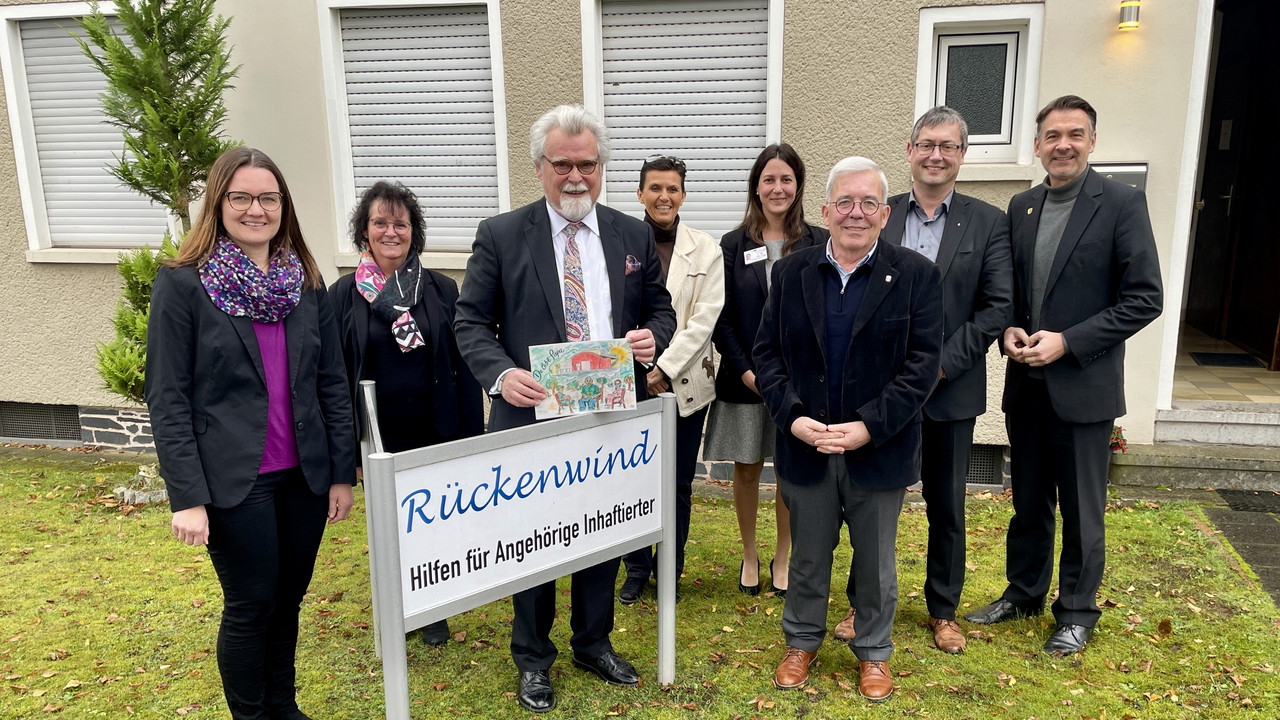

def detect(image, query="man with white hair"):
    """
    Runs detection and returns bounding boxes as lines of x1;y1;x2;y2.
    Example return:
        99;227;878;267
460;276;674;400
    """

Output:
455;104;675;713
754;156;942;702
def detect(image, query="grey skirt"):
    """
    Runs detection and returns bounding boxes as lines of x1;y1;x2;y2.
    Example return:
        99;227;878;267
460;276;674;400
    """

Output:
701;400;776;464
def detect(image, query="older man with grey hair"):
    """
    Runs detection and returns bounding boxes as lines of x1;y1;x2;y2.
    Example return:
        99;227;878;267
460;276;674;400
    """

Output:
455;104;675;713
754;156;942;701
832;107;1013;654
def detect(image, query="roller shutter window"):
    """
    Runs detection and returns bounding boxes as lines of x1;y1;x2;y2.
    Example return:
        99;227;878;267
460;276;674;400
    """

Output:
339;6;499;252
601;0;769;240
19;18;170;249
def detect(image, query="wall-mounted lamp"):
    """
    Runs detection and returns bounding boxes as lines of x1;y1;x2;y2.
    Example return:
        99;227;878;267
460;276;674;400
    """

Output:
1119;0;1141;31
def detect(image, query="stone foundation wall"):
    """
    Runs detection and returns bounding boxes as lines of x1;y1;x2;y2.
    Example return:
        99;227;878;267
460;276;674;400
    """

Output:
78;407;154;451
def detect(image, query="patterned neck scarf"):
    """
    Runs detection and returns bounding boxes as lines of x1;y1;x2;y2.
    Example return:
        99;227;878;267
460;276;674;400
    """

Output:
354;251;425;352
199;236;303;323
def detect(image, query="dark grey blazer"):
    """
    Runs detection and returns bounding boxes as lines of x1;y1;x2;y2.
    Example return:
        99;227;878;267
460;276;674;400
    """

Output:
145;265;356;511
881;191;1013;422
1002;168;1164;423
453;199;677;431
753;242;944;490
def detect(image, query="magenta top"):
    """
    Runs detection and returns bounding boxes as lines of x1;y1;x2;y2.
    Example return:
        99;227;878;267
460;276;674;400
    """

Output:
253;320;301;474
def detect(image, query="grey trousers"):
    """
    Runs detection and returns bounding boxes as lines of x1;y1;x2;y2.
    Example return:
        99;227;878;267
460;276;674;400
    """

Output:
778;456;906;662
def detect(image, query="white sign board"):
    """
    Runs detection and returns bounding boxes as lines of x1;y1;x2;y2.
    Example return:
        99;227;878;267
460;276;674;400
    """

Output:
393;412;663;619
361;388;679;720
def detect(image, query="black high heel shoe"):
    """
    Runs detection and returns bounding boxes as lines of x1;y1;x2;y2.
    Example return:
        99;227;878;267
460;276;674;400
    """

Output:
770;557;788;599
738;559;760;596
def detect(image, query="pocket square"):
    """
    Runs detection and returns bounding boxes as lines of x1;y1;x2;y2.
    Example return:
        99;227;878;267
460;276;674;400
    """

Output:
625;254;642;275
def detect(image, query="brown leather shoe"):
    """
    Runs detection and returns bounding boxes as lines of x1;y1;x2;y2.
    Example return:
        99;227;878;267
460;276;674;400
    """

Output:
832;607;856;640
858;660;893;701
773;646;818;689
927;617;966;654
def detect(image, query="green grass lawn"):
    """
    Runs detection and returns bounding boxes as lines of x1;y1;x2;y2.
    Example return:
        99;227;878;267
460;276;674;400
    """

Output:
2;447;1278;719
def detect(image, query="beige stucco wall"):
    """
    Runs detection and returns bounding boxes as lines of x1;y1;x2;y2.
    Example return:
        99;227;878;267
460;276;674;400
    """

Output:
0;0;1200;447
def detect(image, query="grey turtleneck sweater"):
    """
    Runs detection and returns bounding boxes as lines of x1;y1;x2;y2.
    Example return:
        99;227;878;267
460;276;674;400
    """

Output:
1027;170;1087;377
1030;170;1087;331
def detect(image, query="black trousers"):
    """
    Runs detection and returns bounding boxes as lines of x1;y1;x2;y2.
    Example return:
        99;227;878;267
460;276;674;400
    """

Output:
921;416;975;620
622;405;708;581
841;416;974;621
1002;378;1112;627
205;467;329;720
510;558;619;671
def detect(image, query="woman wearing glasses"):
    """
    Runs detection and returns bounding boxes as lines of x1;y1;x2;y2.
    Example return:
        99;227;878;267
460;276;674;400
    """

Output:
146;147;355;720
617;155;726;604
329;181;484;644
705;143;829;598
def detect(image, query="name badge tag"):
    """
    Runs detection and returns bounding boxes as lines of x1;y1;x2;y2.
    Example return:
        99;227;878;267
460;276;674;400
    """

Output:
744;246;768;265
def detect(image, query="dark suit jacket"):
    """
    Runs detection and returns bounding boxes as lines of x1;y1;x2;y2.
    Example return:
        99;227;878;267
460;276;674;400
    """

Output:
145;265;356;512
454;199;677;431
1002;168;1164;423
712;224;829;404
329;268;484;447
753;242;943;489
882;191;1013;421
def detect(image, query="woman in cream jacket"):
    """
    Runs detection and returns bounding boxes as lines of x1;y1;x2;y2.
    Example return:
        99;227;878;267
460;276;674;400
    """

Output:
618;154;726;604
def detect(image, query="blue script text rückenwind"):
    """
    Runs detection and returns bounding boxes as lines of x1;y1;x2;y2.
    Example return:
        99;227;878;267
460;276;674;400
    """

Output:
399;429;658;533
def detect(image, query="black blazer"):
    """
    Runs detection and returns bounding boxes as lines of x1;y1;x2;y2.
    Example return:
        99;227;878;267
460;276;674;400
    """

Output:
881;191;1013;421
753;242;943;489
454;199;677;431
145;265;356;512
329;268;484;447
1002;169;1163;424
712;224;828;404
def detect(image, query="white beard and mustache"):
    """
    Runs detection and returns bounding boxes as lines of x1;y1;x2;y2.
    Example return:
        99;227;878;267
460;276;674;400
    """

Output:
554;183;594;221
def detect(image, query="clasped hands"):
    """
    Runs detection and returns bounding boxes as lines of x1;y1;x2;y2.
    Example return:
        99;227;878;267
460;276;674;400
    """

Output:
1003;327;1065;368
791;417;870;454
502;329;656;407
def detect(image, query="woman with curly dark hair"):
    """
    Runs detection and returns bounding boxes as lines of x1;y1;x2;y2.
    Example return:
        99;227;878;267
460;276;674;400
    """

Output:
328;181;484;646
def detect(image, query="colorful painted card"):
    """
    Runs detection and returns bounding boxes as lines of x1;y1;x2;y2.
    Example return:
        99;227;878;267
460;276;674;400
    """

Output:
529;339;637;420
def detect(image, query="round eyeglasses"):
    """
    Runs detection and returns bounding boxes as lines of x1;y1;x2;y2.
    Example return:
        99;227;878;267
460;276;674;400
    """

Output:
225;191;283;211
541;156;599;175
833;198;884;216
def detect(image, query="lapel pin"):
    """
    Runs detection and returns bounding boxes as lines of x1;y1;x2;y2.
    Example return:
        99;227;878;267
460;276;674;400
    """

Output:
1026;207;1033;215
884;275;892;283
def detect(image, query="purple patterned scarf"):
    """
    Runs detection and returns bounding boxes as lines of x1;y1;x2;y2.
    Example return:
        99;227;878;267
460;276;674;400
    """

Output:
199;236;303;323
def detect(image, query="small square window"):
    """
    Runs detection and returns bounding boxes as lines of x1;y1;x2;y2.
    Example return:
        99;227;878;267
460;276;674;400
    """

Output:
915;5;1044;165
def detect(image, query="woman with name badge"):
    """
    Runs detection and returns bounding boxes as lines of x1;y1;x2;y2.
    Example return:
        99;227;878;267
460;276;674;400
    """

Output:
329;181;484;646
145;147;356;720
704;143;829;599
617;155;726;604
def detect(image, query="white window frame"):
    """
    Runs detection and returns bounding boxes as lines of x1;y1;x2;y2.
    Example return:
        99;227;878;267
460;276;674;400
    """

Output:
915;3;1044;169
0;1;179;264
316;0;511;270
579;0;785;188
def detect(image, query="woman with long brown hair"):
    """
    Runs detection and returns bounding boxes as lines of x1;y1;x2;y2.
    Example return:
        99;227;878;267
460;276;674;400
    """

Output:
704;143;829;599
146;147;355;720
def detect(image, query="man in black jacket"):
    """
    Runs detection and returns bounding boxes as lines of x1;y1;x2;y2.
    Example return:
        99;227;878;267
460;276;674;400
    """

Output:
454;104;675;713
964;95;1163;655
754;156;942;701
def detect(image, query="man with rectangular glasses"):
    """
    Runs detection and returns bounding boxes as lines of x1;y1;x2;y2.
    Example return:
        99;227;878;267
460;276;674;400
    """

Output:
454;104;675;713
